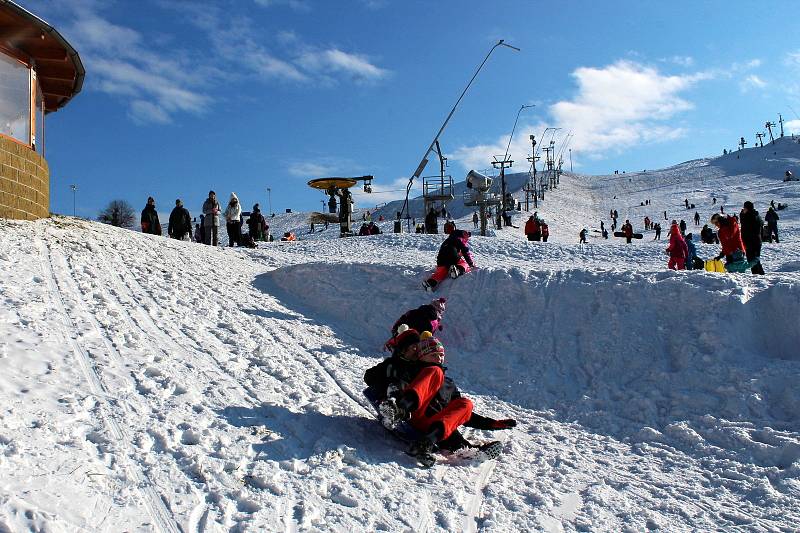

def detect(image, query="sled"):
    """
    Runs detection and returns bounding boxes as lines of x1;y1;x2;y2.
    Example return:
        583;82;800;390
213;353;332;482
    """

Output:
725;259;759;273
704;259;725;272
613;232;643;239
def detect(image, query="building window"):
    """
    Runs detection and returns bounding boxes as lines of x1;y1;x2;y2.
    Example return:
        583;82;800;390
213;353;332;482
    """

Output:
0;53;31;145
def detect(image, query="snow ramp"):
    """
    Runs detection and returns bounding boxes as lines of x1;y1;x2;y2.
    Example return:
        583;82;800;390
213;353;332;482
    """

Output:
262;263;800;441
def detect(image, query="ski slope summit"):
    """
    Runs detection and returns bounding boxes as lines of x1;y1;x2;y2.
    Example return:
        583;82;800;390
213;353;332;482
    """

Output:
1;139;800;532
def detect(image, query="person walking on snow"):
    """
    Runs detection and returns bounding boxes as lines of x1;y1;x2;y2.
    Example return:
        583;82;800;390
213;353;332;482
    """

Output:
740;201;765;275
422;230;475;291
579;228;588;244
541;221;550;242
224;193;242;247
141;196;162;235
472;211;479;229
202;190;221;246
366;327;515;464
168;199;191;240
764;206;780;243
666;223;688;270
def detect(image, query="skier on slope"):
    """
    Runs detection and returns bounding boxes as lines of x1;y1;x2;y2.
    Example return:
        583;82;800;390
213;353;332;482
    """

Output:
365;326;515;465
665;222;688;270
422;230;475;291
390;298;447;337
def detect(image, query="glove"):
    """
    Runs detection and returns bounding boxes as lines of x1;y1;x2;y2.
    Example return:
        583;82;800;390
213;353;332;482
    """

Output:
490;419;517;429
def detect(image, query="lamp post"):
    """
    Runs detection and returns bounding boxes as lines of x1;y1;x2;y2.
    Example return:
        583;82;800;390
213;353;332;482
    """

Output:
399;39;520;227
500;104;535;212
266;187;272;216
70;184;77;217
569;149;572;172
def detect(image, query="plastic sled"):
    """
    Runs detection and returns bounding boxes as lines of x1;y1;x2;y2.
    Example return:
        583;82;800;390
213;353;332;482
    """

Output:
704;259;725;272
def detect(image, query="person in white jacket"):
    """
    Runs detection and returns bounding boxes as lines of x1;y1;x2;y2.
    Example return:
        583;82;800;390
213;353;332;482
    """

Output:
224;192;242;247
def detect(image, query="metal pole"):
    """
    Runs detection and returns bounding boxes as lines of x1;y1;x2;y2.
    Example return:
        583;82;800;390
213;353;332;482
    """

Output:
399;39;520;222
267;187;272;215
501;104;534;212
70;184;77;217
569;149;572;172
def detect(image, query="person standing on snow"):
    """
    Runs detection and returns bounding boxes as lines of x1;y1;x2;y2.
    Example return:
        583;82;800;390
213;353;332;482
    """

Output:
764;206;780;243
665;223;688;270
694;211;701;226
202;190;221;246
425;208;439;234
140;197;162;235
366;327;515;463
472;211;479;229
248;204;266;241
710;213;745;266
579;228;588;244
622;219;634;243
524;215;540;241
168;199;192;240
679;219;687;235
685;233;698;270
541;221;550;242
740;201;765;275
224;192;242;247
423;230;475;291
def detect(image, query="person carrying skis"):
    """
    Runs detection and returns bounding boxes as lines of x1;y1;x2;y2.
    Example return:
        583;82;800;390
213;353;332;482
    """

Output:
167;199;192;240
140;196;162;235
423;230;475;291
365;326;515;465
665;222;688;270
710;213;745;267
764;206;779;243
390;298;446;338
740;201;765;275
524;215;540;241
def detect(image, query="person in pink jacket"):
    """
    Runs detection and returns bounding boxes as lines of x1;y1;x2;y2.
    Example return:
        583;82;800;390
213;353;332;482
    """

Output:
666;223;688;270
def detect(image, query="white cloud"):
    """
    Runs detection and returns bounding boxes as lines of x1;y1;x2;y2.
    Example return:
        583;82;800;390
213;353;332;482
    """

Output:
785;119;800;135
129;100;171;124
298;49;389;81
451;60;705;169
254;0;311;11
741;74;767;91
287;161;338;177
663;55;694;67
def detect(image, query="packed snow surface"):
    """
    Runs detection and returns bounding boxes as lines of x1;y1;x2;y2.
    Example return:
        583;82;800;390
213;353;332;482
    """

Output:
2;138;800;532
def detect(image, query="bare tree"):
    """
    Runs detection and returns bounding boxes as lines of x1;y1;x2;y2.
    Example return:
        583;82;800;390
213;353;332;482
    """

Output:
98;200;135;228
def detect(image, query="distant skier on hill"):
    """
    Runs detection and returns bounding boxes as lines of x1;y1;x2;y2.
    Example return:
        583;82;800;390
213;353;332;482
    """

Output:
365;327;515;466
422;230;475;291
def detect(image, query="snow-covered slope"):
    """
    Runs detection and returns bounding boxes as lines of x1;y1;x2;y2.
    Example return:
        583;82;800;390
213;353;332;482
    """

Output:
2;139;800;532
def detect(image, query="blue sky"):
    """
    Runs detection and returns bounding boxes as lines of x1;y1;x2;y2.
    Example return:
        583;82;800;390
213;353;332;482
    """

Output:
25;0;800;218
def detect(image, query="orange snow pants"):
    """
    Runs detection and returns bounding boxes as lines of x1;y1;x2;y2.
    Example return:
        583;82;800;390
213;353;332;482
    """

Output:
429;259;472;283
405;366;472;440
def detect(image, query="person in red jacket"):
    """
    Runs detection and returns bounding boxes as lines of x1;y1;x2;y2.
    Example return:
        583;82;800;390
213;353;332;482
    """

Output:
541;221;550;242
665;222;688;270
710;213;745;263
524;215;541;241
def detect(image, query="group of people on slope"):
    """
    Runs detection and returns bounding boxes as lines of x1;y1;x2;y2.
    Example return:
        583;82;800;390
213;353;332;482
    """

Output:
140;192;271;247
524;213;550;242
365;296;515;464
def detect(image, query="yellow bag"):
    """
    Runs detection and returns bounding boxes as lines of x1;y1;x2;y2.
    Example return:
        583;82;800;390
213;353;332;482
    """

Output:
704;259;725;272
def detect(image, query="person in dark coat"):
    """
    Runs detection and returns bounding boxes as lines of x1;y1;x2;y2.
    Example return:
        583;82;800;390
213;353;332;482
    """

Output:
168;199;192;240
679;219;687;235
248;204;266;241
423;230;475;291
425;208;438;234
764;207;779;243
740;201;765;274
391;298;447;337
140;197;162;235
202;191;221;245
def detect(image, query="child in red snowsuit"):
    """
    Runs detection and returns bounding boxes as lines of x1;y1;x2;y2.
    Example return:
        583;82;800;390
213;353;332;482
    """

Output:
711;213;745;263
423;230;475;291
666;223;688;270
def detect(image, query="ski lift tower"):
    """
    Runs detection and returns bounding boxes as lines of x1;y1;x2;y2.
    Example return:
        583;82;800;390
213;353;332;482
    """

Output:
524;134;539;210
308;175;373;237
422;141;455;219
463;170;501;237
491;154;513;225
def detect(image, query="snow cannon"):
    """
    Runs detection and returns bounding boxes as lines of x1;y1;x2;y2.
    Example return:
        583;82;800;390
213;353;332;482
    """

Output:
466;170;492;192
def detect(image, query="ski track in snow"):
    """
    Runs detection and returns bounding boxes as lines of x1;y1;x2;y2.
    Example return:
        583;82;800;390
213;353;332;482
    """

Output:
2;139;800;531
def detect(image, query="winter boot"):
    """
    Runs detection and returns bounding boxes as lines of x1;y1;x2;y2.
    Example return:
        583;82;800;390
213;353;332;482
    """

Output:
378;394;414;430
448;265;460;279
422;279;437;291
474;440;503;460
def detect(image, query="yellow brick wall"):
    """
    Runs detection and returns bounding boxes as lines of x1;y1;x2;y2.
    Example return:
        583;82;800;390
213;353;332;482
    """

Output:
0;136;49;220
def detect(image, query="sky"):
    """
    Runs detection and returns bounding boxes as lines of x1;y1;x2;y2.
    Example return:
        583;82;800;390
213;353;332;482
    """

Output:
22;0;800;219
